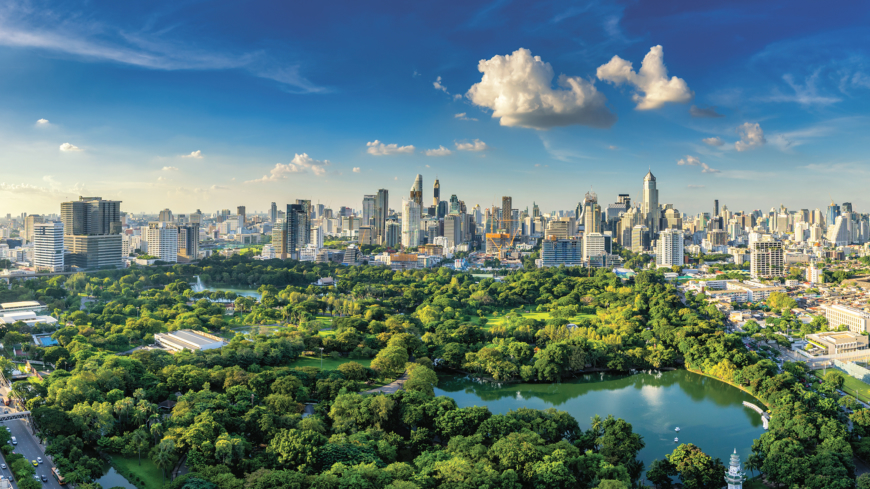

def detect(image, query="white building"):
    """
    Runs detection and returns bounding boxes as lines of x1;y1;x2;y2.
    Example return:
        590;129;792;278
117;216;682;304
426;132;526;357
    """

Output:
656;229;684;267
145;222;178;263
155;329;227;351
32;221;64;272
582;232;606;262
750;239;784;278
822;304;870;334
401;199;422;248
806;263;823;284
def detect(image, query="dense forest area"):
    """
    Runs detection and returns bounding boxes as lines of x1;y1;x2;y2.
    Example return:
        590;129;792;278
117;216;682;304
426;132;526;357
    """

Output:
0;255;865;488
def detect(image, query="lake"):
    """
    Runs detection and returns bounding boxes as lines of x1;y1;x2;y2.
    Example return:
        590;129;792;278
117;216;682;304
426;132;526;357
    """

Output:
95;467;135;489
192;275;261;299
435;369;765;474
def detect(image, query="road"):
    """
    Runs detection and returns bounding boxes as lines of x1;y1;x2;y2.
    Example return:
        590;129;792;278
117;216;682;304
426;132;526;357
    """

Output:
2;418;62;489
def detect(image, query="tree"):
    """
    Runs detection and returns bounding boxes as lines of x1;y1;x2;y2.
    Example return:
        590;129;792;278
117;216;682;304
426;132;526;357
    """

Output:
646;458;676;488
153;439;176;485
268;429;327;470
403;364;439;397
371;345;409;378
666;444;725;489
132;429;150;466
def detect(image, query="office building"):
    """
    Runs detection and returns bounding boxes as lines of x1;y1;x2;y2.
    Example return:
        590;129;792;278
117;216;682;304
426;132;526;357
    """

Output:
24;215;44;244
177;223;200;261
295;200;312;245
433;178;440;207
820;305;870;335
631;224;650;252
583;232;606;262
806;331;868;355
750;239;784;278
540;238;583;267
642;170;660;234
374;189;389;244
270;202;277;223
401;199;422;248
581;191;601;234
656;229;683;267
826;202;840;229
362;195;376;225
146;222;179;263
501;196;513;234
158;209;173;222
61;197;123;269
237;206;246;227
33;222;64;272
384;221;401;247
410;174;423;207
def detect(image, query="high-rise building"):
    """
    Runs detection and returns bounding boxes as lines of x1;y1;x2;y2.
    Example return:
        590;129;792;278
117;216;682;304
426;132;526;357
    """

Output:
501;196;513;234
362;195;376;226
158;209;173;222
410;174;423;207
656;229;684;267
237;206;246;227
642;170;660;234
449;194;460;214
33;221;64;272
177;223;200;261
540;238;583;267
384;221;401;247
444;214;463;248
714;199;719;218
583;232;606;262
826;202;840;229
61;197;123;269
146;222;179;263
433;178;440;206
24;215;44;244
750;239;784;278
631;224;650;252
374;189;389;244
270;203;277;223
282;204;307;258
401;199;422;248
582;191;601;234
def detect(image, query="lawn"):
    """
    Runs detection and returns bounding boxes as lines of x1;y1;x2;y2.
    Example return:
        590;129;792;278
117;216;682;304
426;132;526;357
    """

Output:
471;310;597;330
110;454;164;489
289;355;372;370
744;476;768;489
812;370;870;404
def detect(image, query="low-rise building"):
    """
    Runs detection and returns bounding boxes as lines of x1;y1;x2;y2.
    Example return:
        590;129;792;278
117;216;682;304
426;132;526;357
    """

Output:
155;330;227;352
0;311;57;327
806;331;869;355
822;304;870;334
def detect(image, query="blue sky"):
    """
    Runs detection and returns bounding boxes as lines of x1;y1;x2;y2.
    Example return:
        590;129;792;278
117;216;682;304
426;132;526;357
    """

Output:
2;0;870;216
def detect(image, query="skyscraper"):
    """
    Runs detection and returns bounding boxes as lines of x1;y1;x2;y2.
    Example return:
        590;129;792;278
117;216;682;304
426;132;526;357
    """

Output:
642;170;660;234
449;194;460;214
582;191;601;234
237;206;246;227
826;201;840;229
433;178;440;206
296;200;312;245
656;229;684;267
501;196;512;234
33;221;64;272
362;195;376;226
146;222;179;263
750;239;784;278
270;202;277;222
158;209;173;222
410;174;423;207
374;189;389;244
24;214;44;244
61;196;123;269
401;199;422;248
177;223;200;262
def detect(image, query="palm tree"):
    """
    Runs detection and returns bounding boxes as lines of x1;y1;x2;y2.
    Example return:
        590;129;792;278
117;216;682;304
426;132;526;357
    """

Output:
153;439;176;485
132;429;149;466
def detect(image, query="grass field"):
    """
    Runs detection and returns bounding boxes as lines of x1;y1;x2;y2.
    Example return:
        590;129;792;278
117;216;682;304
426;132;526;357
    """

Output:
744;476;767;489
110;455;164;489
289;355;372;370
471;310;597;330
813;370;870;404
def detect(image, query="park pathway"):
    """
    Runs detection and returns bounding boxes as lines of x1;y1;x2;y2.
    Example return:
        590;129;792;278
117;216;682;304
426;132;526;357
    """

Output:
363;371;408;394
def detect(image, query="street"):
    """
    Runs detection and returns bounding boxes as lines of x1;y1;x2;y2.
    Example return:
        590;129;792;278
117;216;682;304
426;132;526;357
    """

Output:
1;419;62;489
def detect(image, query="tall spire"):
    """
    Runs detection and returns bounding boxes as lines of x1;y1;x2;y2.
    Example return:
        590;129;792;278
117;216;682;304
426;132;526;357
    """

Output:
724;449;746;489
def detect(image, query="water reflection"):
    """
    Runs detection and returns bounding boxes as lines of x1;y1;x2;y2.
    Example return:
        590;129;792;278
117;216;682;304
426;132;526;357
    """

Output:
435;369;765;469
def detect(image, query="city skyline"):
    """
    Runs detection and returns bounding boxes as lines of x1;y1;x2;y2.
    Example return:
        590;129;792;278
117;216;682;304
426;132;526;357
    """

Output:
2;1;870;214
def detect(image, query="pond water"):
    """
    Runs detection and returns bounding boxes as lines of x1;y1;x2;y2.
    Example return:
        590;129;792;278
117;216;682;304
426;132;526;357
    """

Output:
436;369;765;473
95;467;136;489
192;275;261;300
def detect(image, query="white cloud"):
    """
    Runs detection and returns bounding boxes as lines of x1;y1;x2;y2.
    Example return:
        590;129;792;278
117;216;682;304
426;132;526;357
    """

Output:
735;122;766;151
181;150;203;159
210;184;228;190
677;155;701;166
352;167;361;173
687;184;705;188
36;118;49;125
245;153;330;183
59;142;81;151
454;112;478;121
425;146;453;156
434;76;449;94
157;176;167;182
763;71;841;106
366;140;415;155
162;166;179;171
455;139;488;152
677;155;720;173
466;48;616;130
608;145;618;150
596;45;693;110
702;137;724;147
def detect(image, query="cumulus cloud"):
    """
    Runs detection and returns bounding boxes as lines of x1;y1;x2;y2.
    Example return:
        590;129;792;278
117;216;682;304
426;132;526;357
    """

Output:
596;45;693;110
59;142;81;151
210;184;228;190
677;155;720;173
366;140;415;155
182;150;203;159
454;112;478;121
434;76;449;94
245;153;330;183
36;118;50;125
162;166;179;171
702;137;724;147
466;48;616;130
690;105;724;118
425;146;453;156
352;167;361;173
455;139;488;151
735;122;766;151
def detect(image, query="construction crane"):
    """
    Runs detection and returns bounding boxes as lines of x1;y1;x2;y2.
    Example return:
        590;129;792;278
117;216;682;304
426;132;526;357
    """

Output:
485;204;521;260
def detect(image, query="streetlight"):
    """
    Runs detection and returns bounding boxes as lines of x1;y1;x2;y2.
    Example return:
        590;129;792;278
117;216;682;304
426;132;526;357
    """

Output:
319;347;324;369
